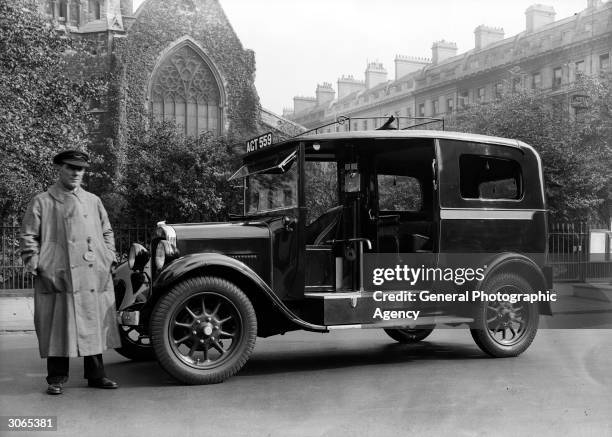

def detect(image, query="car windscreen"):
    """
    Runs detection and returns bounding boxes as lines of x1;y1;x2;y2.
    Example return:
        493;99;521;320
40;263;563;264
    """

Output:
230;149;298;215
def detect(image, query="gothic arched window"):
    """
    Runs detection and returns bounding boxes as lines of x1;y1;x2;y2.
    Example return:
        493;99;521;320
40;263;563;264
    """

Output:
150;44;223;137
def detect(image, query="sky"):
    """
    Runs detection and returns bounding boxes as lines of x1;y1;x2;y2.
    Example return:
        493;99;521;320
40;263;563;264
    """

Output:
133;0;590;114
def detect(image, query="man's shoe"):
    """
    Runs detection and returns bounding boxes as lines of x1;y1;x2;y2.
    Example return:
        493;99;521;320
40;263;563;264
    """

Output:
87;377;118;389
47;383;63;395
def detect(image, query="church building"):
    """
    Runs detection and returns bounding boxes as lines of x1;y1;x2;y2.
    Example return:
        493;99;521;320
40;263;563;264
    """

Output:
35;0;296;160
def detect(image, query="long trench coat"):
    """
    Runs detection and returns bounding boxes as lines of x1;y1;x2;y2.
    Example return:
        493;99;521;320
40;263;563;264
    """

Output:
20;183;121;358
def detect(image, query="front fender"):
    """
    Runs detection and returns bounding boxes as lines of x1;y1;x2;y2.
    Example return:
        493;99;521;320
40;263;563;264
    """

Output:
152;253;328;332
477;252;552;316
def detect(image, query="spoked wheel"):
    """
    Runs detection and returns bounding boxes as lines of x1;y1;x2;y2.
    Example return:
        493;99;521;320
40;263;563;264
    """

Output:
115;325;155;361
151;276;256;384
471;273;539;357
384;327;434;343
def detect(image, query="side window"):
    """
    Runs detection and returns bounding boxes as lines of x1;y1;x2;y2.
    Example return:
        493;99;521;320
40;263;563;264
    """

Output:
378;175;422;211
459;155;522;200
304;161;338;224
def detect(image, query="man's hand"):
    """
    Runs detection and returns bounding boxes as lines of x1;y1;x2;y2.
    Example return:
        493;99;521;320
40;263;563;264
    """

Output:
24;255;38;276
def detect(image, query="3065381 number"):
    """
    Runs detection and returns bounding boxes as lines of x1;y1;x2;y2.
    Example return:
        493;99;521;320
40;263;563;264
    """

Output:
1;416;57;431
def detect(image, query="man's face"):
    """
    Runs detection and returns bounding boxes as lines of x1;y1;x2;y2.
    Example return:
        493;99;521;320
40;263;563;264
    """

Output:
57;163;85;190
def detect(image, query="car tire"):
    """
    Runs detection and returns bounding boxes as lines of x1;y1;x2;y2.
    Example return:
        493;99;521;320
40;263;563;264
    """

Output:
150;276;257;384
470;272;539;357
384;327;434;343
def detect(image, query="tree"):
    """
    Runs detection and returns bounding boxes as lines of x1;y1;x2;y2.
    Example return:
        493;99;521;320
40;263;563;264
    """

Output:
116;122;240;224
0;1;104;221
449;75;612;221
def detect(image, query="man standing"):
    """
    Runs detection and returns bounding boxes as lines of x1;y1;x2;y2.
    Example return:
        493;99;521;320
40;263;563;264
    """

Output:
20;150;121;395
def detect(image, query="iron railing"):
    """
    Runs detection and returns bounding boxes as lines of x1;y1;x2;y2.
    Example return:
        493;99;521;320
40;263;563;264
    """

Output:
1;224;153;290
548;221;612;282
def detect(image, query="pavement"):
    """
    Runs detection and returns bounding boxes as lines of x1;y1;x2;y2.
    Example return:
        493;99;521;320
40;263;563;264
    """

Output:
1;282;611;332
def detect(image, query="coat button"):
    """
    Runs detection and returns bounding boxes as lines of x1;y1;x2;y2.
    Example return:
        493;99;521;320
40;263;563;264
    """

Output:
89;264;93;268
83;214;88;218
90;289;95;292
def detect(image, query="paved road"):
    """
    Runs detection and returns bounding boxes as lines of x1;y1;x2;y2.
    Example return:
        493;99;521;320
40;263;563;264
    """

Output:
1;328;610;437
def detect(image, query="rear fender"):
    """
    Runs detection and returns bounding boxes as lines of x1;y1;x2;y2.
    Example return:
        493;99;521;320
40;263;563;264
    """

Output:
476;253;552;316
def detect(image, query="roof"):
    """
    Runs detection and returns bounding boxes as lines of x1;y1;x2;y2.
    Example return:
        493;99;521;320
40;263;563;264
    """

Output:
244;129;530;159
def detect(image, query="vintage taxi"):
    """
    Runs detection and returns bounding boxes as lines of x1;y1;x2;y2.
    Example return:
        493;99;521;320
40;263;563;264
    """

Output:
113;121;553;384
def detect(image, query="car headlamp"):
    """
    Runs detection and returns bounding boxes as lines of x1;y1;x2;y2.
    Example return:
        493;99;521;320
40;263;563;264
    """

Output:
128;243;150;271
154;240;179;270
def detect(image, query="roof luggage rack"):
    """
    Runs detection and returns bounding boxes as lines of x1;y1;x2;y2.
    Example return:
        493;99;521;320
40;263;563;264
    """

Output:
294;115;444;138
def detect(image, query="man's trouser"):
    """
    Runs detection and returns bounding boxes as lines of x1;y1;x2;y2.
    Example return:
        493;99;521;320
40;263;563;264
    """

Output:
46;354;106;384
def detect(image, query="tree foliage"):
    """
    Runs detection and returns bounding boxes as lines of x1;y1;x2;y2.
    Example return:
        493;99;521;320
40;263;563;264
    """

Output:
0;1;104;221
112;122;240;224
449;74;612;221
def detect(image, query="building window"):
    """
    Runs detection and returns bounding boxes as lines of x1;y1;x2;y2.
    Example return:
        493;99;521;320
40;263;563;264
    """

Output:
459;90;469;109
477;87;485;103
561;30;571;43
600;53;610;72
494;82;503;99
553;67;563;89
512;77;521;92
432;99;439;115
70;1;80;25
575;60;585;75
532;72;542;89
363;120;368;130
150;43;224;137
446;98;454;113
89;0;101;20
418;103;425;117
406;107;412;118
59;0;67;20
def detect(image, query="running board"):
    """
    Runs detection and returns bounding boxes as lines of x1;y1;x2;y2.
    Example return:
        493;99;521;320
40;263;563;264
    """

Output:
327;316;474;330
304;291;472;326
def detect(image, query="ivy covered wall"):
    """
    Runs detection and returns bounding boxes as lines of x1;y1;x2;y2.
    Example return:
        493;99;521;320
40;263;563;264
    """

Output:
98;0;261;195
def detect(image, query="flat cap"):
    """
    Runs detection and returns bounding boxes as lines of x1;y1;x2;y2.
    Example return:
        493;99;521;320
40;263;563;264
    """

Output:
52;150;90;168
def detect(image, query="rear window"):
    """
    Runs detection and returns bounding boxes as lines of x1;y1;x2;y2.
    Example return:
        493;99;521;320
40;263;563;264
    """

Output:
378;175;422;211
459;155;522;200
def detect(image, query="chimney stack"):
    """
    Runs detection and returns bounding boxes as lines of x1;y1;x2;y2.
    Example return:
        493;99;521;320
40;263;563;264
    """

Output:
431;40;458;64
394;55;430;79
474;25;505;50
316;82;335;106
337;75;366;100
525;4;555;33
365;62;388;89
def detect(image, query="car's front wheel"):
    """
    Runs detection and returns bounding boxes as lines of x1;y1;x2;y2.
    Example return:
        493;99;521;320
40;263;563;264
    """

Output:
150;276;257;384
470;273;539;357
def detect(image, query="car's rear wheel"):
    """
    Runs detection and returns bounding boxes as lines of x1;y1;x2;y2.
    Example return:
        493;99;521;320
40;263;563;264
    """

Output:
150;276;256;384
470;273;539;357
384;327;434;343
